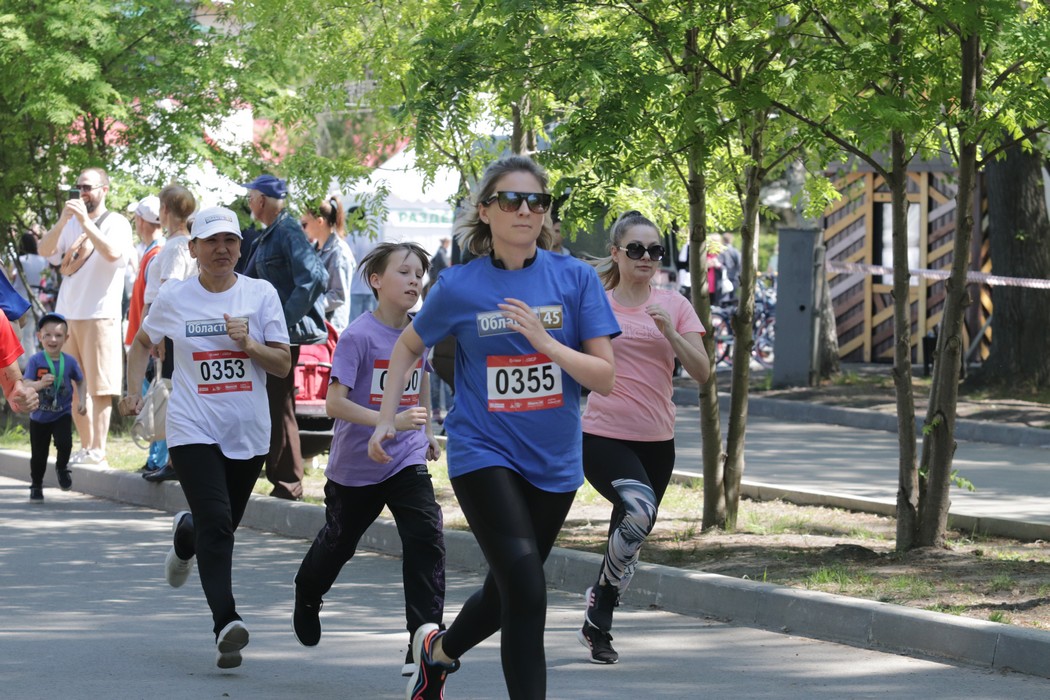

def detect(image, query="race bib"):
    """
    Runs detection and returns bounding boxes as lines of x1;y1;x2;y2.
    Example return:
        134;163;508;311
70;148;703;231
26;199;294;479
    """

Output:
193;350;252;394
370;359;424;406
486;353;563;412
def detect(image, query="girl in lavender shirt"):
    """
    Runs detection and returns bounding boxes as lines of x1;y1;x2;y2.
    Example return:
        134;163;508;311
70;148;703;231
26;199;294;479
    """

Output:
292;242;445;676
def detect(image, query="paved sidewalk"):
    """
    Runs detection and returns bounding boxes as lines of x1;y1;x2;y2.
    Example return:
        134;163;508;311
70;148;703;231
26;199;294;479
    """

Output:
3;479;1049;699
674;388;1050;540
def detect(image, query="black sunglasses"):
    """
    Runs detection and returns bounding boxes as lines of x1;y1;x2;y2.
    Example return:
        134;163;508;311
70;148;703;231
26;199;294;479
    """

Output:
75;184;102;192
619;243;665;261
482;191;553;214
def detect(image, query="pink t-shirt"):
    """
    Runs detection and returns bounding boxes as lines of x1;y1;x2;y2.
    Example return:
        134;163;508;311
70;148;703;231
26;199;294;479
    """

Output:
581;287;705;441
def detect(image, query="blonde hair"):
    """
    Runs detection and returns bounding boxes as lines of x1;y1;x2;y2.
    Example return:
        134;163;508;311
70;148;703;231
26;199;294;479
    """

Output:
455;155;554;257
595;210;659;289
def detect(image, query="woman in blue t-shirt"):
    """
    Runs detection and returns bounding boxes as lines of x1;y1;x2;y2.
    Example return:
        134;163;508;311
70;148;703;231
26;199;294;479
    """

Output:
369;155;619;700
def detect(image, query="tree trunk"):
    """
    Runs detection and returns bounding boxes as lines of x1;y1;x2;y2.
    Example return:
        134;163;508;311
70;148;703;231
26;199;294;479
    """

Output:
815;266;840;380
683;28;726;532
917;29;981;548
980;143;1050;388
889;130;921;552
724;116;765;529
510;102;525;155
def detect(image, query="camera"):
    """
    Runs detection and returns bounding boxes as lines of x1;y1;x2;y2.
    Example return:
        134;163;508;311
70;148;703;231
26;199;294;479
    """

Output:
67;188;81;200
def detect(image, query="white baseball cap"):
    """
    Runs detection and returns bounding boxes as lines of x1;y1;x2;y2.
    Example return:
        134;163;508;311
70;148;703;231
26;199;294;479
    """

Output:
130;195;161;224
190;206;243;240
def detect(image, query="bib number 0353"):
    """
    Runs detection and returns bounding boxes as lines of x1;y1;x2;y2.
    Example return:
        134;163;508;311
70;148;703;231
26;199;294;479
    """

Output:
486;353;562;412
193;350;252;394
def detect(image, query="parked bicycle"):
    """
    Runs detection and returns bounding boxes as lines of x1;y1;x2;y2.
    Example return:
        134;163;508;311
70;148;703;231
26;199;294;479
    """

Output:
709;277;776;368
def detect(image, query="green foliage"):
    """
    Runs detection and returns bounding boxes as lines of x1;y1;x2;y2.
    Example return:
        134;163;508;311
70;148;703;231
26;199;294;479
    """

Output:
0;1;262;229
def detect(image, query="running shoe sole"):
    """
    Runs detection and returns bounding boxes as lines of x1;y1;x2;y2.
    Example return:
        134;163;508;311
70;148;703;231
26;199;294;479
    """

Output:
216;620;249;669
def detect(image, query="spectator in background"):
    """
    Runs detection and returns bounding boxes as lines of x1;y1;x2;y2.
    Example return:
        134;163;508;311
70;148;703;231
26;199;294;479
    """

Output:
426;236;453;426
37;167;134;466
241;174;328;500
717;231;741;301
346;214;379;323
139;184;198;482
551;219;572;256
301;195;356;335
124;195;164;349
9;232;49;365
766;243;779;282
429;236;451;282
124;195;167;476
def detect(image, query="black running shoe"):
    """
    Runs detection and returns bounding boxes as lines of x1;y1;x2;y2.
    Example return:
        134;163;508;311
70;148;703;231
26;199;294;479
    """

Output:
584;583;618;632
578;622;619;664
57;468;72;491
29;485;43;502
293;588;322;647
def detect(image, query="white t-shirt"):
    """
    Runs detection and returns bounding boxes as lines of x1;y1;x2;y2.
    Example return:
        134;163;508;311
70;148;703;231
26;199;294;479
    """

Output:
141;274;289;459
48;211;133;320
145;234;194;304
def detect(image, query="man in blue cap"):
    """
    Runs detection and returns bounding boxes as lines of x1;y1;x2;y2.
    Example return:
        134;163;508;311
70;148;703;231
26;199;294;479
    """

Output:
241;174;328;500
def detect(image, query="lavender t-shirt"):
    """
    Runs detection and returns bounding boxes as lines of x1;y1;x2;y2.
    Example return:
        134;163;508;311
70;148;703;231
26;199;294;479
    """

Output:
325;311;431;487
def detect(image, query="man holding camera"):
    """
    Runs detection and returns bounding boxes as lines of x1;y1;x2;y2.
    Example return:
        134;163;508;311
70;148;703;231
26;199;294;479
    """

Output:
38;167;134;466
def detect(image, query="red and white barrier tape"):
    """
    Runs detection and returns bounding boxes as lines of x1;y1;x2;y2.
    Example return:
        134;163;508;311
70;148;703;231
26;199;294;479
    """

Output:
825;260;1050;290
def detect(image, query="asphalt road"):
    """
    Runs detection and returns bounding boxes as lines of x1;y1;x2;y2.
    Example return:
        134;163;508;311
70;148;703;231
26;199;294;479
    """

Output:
3;477;1049;699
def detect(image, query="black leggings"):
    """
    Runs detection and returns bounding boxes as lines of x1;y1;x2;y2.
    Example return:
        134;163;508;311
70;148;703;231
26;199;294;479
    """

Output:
441;467;575;700
295;466;445;635
170;444;264;637
29;415;73;486
582;434;675;599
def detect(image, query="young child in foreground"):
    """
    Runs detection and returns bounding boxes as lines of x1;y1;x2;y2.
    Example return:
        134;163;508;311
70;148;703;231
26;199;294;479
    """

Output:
23;312;86;502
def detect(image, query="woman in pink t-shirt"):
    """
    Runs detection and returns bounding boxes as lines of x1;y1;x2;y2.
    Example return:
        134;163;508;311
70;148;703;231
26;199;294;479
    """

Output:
577;211;711;665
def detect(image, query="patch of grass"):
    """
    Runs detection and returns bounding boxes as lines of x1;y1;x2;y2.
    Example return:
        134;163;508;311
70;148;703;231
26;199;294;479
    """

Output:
989;574;1017;593
925;603;967;615
884;575;935;600
989;611;1012;624
742;512;816;536
846;526;889;541
806;565;858;588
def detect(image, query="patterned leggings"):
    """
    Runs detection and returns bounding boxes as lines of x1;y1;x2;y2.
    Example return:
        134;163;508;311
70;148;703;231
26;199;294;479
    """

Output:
582;434;676;595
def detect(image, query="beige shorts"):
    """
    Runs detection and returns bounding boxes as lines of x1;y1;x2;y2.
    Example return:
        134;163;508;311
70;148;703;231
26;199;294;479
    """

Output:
64;318;123;396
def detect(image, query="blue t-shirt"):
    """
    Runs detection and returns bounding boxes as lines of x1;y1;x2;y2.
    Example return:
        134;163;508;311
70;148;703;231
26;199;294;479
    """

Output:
23;351;83;423
412;250;620;492
326;312;431;487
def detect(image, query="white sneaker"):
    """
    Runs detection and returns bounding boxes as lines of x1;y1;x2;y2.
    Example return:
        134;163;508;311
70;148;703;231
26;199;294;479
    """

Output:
216;620;249;669
79;449;106;465
165;511;195;588
68;449;89;465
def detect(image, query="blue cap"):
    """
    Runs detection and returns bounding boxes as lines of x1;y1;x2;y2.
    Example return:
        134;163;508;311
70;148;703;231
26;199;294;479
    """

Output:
241;174;288;199
37;312;67;331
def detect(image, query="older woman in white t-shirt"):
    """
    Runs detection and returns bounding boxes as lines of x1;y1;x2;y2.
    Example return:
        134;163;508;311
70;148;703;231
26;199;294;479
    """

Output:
577;211;710;665
120;206;291;670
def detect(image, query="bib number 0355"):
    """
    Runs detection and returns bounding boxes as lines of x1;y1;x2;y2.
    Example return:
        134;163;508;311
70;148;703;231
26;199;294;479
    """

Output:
486;353;563;412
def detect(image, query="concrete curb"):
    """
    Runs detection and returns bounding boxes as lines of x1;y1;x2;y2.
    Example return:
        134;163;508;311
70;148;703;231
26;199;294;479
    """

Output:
5;449;1050;679
672;387;1050;448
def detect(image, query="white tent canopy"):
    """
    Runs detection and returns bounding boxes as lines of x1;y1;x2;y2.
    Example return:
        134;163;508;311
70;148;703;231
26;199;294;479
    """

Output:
345;147;460;258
